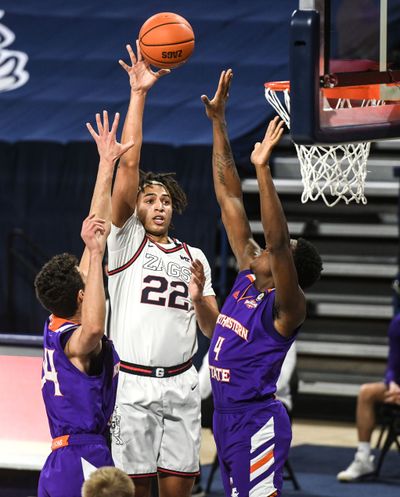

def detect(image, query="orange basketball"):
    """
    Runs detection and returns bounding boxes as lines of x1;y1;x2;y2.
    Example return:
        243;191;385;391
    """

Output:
139;12;195;69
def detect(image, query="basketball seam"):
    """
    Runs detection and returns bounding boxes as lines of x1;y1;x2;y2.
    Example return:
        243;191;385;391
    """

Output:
140;39;194;47
140;21;192;40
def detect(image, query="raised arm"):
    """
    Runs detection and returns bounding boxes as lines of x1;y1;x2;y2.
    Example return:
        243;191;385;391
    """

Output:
70;113;133;369
201;69;260;270
79;112;134;276
65;215;110;372
112;42;170;227
251;118;306;336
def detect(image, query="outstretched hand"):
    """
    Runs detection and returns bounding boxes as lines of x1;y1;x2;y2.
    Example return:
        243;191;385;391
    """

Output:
86;111;134;164
81;214;110;255
189;259;206;303
250;116;284;168
119;41;170;93
201;69;233;121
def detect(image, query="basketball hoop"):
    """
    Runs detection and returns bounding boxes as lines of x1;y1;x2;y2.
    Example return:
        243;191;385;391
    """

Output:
264;81;386;207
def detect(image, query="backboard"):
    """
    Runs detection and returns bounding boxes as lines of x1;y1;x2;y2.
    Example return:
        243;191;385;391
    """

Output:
290;0;400;144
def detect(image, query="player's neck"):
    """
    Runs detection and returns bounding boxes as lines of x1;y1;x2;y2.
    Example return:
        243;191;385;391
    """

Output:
254;275;274;292
147;232;170;244
67;309;81;324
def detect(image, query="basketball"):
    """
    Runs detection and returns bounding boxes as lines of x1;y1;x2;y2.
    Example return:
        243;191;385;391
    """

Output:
139;12;195;69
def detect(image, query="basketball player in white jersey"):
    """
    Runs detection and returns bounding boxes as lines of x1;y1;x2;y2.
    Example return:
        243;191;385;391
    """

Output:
108;43;219;497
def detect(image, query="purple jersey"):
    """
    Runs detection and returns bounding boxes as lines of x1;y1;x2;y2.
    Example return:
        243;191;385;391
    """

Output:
209;270;297;409
41;315;120;438
385;312;400;385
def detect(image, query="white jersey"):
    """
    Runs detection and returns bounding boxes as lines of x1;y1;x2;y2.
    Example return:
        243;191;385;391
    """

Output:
107;214;215;367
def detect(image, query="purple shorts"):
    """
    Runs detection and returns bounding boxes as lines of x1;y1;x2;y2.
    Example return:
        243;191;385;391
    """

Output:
38;434;114;497
213;399;291;497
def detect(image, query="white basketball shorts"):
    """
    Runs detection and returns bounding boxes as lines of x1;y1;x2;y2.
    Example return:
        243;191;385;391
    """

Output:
111;365;201;477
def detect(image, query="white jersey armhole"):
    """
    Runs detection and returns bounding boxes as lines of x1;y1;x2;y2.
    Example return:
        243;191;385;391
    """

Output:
107;213;146;271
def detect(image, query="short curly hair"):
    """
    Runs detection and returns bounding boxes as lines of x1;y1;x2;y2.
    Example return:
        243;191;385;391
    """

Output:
293;237;323;290
139;170;187;214
34;253;84;318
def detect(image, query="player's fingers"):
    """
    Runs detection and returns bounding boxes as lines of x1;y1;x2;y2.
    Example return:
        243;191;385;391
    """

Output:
88;221;106;232
264;122;274;140
215;70;226;98
223;69;233;95
157;68;171;78
92;226;106;237
85;216;105;227
191;270;205;284
264;116;280;139
271;122;285;143
85;223;99;235
190;268;201;280
103;110;109;133
193;278;204;289
191;273;204;286
275;126;285;141
200;95;211;106
91;217;106;224
93;223;106;232
95;113;104;134
86;122;99;141
136;40;143;61
191;268;204;281
121;138;135;154
270;121;284;138
269;115;280;129
191;259;202;271
268;115;280;128
110;112;120;137
118;59;130;73
126;44;137;65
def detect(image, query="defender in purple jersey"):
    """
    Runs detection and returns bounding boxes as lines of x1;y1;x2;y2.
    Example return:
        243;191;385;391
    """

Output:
200;70;323;497
34;112;133;497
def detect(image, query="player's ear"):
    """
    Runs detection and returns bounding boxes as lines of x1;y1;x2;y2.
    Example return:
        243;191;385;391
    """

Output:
77;289;84;305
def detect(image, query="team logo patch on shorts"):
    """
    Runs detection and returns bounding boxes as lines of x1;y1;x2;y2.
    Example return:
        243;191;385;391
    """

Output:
110;406;123;445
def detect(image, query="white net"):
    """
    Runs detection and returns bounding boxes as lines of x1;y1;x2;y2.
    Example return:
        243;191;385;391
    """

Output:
265;85;384;207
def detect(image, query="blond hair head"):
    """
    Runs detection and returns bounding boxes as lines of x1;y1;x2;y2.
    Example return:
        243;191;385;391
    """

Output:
82;467;135;497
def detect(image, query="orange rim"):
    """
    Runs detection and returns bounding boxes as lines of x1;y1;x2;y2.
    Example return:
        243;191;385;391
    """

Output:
265;80;399;100
323;84;385;100
264;81;290;91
